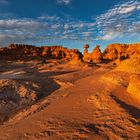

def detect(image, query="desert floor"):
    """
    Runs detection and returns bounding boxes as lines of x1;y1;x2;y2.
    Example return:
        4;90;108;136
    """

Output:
0;60;139;140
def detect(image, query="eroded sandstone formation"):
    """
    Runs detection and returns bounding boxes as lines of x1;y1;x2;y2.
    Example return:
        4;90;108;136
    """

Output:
103;43;140;61
83;43;140;64
0;44;83;62
0;44;39;61
91;45;102;63
0;79;40;122
116;57;140;74
83;44;103;63
127;75;140;99
1;43;140;64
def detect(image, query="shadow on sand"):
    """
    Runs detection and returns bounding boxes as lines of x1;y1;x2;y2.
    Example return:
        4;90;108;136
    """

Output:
0;63;78;124
110;95;140;121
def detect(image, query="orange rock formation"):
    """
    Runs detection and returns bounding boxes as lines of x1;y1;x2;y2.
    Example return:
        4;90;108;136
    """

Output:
83;44;102;63
0;44;83;62
103;43;140;61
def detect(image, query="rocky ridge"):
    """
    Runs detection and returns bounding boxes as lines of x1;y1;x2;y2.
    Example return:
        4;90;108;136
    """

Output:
0;44;83;62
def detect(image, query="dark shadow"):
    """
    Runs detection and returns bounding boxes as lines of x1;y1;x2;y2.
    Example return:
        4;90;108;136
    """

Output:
84;124;100;134
110;95;140;120
0;64;78;124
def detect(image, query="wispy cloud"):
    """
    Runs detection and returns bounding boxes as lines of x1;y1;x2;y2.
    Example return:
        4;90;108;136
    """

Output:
38;15;60;21
57;0;72;5
95;0;140;40
0;0;139;46
0;18;49;45
0;0;8;5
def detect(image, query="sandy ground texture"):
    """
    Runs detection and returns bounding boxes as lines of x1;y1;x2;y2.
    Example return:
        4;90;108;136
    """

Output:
0;60;139;140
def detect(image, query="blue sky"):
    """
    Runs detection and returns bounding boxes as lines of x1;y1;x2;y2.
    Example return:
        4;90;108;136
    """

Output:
0;0;140;51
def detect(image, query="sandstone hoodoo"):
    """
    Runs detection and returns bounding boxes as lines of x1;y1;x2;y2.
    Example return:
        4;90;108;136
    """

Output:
83;44;103;63
83;44;89;54
91;45;102;63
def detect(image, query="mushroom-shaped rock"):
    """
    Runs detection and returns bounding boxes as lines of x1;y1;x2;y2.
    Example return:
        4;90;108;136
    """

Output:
83;44;89;54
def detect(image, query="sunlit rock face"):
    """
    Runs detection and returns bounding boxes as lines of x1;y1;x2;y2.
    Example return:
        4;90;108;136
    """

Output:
91;45;102;63
0;44;83;61
83;44;89;54
103;44;128;61
83;44;102;63
127;75;140;99
116;57;140;74
83;44;91;62
126;43;140;59
103;43;140;61
41;46;83;61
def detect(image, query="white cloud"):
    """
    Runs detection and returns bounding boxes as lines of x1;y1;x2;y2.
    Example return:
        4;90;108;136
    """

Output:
38;15;60;21
137;5;140;10
0;18;49;46
94;0;140;40
57;0;72;5
0;0;139;46
100;31;121;40
119;5;136;14
82;32;92;37
51;24;61;29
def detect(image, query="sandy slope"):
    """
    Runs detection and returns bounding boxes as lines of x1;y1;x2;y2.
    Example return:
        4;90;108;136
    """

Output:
0;60;139;140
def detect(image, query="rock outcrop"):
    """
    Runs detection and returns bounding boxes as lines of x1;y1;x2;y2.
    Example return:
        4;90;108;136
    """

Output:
0;44;39;61
83;44;91;62
127;75;140;99
116;57;140;74
83;44;103;63
1;43;140;64
103;43;140;61
91;45;102;63
0;44;83;62
83;44;89;54
43;46;83;61
0;79;40;122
